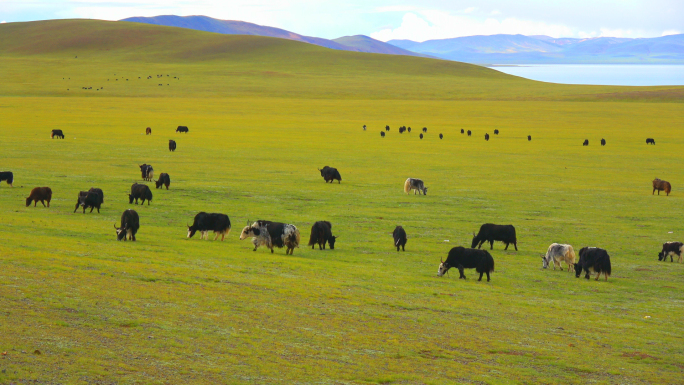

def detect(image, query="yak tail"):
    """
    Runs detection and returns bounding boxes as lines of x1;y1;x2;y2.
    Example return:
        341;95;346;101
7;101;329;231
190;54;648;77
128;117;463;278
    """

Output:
604;257;612;276
403;178;411;194
295;229;301;248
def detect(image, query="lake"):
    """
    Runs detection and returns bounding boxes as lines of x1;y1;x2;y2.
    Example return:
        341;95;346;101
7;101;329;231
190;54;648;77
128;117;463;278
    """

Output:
490;64;684;86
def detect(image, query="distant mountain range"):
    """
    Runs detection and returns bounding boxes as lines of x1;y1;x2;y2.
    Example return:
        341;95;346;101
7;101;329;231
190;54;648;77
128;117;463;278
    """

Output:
121;15;684;64
121;15;424;58
388;34;684;64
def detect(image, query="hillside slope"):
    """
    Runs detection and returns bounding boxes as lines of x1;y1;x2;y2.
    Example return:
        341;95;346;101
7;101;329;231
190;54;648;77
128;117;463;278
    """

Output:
0;19;682;101
332;35;425;57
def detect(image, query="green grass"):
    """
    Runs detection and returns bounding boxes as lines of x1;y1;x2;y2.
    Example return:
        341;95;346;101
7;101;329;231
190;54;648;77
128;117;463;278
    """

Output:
0;19;683;384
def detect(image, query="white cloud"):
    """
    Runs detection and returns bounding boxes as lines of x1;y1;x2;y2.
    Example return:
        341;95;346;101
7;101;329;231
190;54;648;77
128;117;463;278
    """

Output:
463;7;477;14
374;5;418;13
490;10;501;16
0;21;6;24
662;29;682;36
370;11;573;42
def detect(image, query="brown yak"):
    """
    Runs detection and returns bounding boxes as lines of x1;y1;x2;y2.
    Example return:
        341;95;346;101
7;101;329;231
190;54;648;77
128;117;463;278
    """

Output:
653;178;671;196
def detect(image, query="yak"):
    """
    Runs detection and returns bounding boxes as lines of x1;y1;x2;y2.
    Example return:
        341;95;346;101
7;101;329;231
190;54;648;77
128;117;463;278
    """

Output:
404;178;427;195
139;164;154;181
471;223;518;251
646;138;655;145
583;139;589;146
187;212;231;241
146;127;152;135
241;220;300;255
420;133;424;139
26;187;52;207
542;243;576;272
494;129;499;135
652;178;671;196
308;221;337;250
115;209;139;241
461;129;464;134
422;127;427;133
51;129;64;139
129;183;152;205
380;131;385;137
155;173;171;190
169;140;177;152
176;126;189;133
0;171;13;187
467;130;472;136
318;166;342;184
601;138;606;146
74;188;103;213
439;133;443;139
528;135;532;141
438;246;495;282
485;133;489;141
575;247;612;281
658;242;684;263
393;226;407;251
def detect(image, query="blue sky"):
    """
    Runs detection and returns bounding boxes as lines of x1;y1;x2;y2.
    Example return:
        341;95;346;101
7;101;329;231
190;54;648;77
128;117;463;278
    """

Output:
1;0;682;41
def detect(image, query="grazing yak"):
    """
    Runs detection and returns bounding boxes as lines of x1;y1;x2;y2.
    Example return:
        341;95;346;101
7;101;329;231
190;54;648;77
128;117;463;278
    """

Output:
380;131;385;137
646;138;655;145
169;140;177;152
115;209;139;241
139;164;154;181
146;127;152;135
176;126;189;133
494;129;499;135
308;221;337;250
0;171;13;187
393;226;407;251
439;133;443;139
583;139;589;146
385;125;390;132
155;173;171;190
420;133;424;139
438;246;495;282
318;166;342;184
652;178;671;196
399;126;406;134
471;223;518;251
542;243;576;272
601;138;606;146
407;127;411;133
51;129;64;139
74;188;104;213
240;220;300;255
528;135;532;141
461;129;464;134
26;187;52;207
363;125;366;131
187;212;231;241
467;130;472;136
485;133;489;141
129;183;153;205
575;247;612;281
404;178;428;195
422;127;427;133
658;242;684;263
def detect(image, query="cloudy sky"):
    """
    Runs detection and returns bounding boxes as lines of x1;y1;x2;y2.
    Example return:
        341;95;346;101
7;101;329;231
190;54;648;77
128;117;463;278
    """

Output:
1;0;682;41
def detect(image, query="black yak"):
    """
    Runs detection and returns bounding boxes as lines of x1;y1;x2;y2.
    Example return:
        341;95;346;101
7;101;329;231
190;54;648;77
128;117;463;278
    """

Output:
646;138;655;145
308;221;337;250
485;133;489;141
318;166;342;183
169;140;176;152
583;139;589;146
575;247;611;281
393;226;407;251
601;138;606;146
51;129;64;139
187;212;231;241
438;246;495;281
471;223;517;251
129;183;152;205
155;173;171;190
176;126;189;133
0;171;13;187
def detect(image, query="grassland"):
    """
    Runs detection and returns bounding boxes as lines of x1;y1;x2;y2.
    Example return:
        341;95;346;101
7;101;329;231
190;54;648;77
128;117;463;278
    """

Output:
0;19;683;384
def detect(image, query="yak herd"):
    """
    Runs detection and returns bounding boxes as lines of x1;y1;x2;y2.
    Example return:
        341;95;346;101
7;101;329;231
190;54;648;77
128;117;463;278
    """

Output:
1;125;679;285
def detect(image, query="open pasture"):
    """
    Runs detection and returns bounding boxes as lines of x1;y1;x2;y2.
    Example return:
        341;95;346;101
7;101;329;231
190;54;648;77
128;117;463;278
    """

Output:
1;20;684;384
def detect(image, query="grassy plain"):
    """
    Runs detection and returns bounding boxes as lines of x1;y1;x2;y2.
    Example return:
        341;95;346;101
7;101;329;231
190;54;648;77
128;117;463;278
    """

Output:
0;20;683;384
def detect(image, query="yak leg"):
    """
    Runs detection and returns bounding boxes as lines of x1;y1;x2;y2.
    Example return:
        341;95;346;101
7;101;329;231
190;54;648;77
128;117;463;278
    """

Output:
478;272;484;281
90;206;95;213
486;272;491;282
397;245;400;252
490;240;494;250
458;267;466;279
47;200;50;207
504;242;509;250
595;272;601;281
214;232;219;241
653;188;656;195
402;244;405;251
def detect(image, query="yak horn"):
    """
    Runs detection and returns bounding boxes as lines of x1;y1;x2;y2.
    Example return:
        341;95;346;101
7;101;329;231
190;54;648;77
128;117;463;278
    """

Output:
113;223;118;229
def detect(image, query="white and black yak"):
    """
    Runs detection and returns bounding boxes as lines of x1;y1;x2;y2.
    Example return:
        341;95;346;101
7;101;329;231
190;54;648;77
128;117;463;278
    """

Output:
438;246;495;282
404;178;427;195
115;209;139;241
308;221;337;250
187;212;231;241
393;226;407;251
575;247;612;281
240;220;300;255
471;223;517;251
658;242;683;263
541;243;576;272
